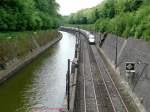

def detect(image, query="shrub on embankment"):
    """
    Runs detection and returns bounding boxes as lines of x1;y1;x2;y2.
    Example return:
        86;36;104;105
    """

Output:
0;30;58;66
65;0;150;41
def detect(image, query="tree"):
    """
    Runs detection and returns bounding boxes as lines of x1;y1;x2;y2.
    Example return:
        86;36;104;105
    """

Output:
0;0;60;31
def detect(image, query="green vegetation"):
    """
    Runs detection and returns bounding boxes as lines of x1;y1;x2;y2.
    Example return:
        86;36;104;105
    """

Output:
0;0;60;31
0;31;58;65
0;0;61;66
66;0;150;40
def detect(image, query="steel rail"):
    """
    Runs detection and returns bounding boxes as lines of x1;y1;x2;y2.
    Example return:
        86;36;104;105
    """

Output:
91;45;129;112
82;40;100;112
86;43;100;112
82;41;87;112
91;46;117;112
97;47;129;112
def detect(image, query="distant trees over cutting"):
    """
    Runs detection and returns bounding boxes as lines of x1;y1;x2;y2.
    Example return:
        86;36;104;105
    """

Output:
67;0;150;40
0;0;61;31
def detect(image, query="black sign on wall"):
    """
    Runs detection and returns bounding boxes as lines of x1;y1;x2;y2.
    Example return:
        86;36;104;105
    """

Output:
125;62;135;73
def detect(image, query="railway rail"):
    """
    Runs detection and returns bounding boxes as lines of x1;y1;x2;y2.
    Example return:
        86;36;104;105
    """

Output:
74;33;129;112
90;45;129;112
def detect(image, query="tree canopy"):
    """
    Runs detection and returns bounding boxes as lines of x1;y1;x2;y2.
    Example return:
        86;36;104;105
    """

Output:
66;0;150;40
0;0;60;31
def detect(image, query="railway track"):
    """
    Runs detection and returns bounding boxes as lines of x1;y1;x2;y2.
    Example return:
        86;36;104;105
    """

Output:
83;42;99;112
74;35;129;112
89;44;129;112
74;37;99;112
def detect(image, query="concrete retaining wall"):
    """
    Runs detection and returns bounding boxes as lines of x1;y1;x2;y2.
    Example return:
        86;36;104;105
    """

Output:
0;33;62;85
101;34;126;65
100;34;150;112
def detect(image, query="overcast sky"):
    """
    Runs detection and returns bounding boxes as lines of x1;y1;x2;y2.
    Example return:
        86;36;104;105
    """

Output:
56;0;104;15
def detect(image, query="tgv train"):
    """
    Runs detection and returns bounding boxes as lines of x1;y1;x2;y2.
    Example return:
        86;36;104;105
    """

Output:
78;29;96;45
88;34;95;45
67;27;96;45
60;26;96;45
